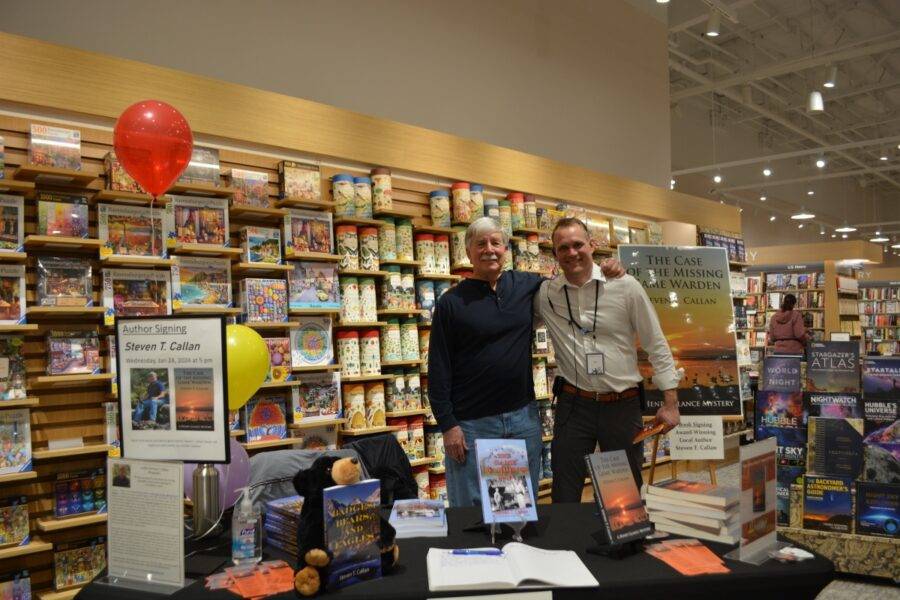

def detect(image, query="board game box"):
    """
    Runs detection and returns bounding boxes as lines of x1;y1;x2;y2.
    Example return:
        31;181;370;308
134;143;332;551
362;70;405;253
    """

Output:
36;192;89;238
244;394;288;442
292;372;341;423
0;265;25;324
0;336;26;401
230;168;270;207
283;209;333;257
104;150;143;193
264;337;291;383
54;469;106;519
36;256;93;307
239;278;288;323
240;226;282;264
0;570;30;599
0;195;24;252
165;195;229;247
290;422;340;451
0;408;31;475
172;256;232;308
290;316;333;367
98;203;165;258
46;330;101;375
0;496;29;547
29;124;81;170
178;146;220;186
287;262;339;310
278;161;321;202
53;536;106;591
102;268;172;325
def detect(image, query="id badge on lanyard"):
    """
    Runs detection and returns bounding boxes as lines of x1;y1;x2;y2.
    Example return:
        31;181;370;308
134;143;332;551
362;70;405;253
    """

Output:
586;352;605;376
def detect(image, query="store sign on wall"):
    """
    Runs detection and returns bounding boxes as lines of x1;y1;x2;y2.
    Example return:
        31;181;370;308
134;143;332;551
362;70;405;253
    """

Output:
619;245;743;416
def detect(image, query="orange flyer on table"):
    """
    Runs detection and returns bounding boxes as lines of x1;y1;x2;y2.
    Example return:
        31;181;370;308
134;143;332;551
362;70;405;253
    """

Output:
645;539;731;576
206;560;295;599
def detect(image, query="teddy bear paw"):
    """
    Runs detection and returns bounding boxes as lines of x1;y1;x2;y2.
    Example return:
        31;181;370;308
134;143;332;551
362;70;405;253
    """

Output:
305;548;330;567
294;566;321;597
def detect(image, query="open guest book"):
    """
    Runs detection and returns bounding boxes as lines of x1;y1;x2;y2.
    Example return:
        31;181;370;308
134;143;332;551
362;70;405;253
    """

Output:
426;543;598;592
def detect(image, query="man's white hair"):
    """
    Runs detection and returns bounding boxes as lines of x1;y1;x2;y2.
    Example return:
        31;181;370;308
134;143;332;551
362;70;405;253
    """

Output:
465;216;509;247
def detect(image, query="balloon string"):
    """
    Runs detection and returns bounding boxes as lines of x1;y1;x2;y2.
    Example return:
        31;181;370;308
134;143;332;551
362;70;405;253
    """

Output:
151;195;158;258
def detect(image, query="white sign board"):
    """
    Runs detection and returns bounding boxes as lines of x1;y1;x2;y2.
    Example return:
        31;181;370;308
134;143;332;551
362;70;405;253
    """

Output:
668;416;725;460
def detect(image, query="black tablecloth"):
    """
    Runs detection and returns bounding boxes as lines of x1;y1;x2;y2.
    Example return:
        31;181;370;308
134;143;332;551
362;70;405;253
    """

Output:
76;503;834;600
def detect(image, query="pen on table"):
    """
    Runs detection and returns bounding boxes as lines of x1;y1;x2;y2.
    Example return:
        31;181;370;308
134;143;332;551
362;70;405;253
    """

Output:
451;549;503;556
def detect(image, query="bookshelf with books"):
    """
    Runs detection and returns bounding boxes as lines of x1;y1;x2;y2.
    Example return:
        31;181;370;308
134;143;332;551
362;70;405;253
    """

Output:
857;280;899;356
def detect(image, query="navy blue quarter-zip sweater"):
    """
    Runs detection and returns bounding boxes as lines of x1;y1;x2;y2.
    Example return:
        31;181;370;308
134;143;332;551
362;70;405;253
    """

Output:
428;271;544;432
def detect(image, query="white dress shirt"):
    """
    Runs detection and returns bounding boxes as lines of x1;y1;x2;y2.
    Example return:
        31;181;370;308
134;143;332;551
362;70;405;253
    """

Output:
535;263;681;393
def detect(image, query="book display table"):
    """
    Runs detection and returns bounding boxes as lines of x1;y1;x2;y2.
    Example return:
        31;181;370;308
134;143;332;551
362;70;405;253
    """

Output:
75;503;834;600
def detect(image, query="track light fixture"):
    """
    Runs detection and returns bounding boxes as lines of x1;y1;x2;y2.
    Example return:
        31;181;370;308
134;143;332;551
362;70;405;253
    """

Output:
706;9;721;37
807;90;824;113
823;65;837;89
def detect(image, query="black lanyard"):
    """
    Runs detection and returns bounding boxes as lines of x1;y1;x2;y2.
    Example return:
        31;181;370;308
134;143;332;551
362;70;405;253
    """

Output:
548;279;600;336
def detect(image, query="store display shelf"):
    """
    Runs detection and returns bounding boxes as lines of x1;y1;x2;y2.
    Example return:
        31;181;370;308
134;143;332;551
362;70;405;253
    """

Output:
385;408;427;418
0;470;38;484
860;312;898;316
373;209;415;219
230;429;245;437
274;197;335;211
380;258;421;267
292;364;341;373
100;255;173;268
229;204;288;220
0;323;38;333
513;227;545;236
341;425;401;436
729;261;750;268
413;225;453;235
33;444;110;461
509;235;524;243
24;235;102;251
168;243;242;259
378;309;426;318
766;288;824;293
333;217;385;228
91;189;158;205
0;251;27;262
289;418;347;431
428;465;445;475
0;538;52;560
542;435;553;443
288;308;341;316
539;478;552;487
13;164;96;186
243;321;301;330
31;373;113;388
409;457;439;467
168;182;235;198
338;269;390;278
232;262;293;275
415;273;462;282
0;397;39;409
284;252;340;262
381;359;424;368
341;374;392;383
0;178;35;197
173;306;242;315
258;380;305;390
242;438;304;451
37;586;85;600
334;321;388;329
778;527;899;579
37;512;108;532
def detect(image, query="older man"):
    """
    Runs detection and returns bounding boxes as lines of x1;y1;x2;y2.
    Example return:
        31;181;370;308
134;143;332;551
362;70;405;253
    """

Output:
536;217;681;503
428;216;621;508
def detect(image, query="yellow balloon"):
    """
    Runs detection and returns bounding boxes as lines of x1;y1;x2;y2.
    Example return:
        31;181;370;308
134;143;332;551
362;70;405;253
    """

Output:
225;324;270;410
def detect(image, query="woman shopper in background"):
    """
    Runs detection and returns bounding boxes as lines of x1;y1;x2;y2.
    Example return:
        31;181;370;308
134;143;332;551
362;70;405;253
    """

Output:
766;293;808;355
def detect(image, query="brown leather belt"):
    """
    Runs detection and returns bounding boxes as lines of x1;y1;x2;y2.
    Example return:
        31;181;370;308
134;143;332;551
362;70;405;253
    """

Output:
560;383;639;403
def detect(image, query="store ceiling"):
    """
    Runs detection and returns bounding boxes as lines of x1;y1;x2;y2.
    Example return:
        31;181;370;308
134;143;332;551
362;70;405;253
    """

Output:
667;0;900;242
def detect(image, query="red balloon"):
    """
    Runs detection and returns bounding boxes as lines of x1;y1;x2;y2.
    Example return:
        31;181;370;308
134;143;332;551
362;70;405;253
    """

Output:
113;100;193;197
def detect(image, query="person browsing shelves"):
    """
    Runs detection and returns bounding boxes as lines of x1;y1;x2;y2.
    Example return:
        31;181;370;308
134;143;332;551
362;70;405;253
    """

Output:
535;218;681;503
766;293;808;355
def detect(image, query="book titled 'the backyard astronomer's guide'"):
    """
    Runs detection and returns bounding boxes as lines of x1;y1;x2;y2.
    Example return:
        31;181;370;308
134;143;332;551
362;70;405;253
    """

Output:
618;245;742;417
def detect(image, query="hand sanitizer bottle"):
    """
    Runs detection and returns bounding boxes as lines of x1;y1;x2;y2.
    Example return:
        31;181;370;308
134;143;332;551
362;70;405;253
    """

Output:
232;487;261;566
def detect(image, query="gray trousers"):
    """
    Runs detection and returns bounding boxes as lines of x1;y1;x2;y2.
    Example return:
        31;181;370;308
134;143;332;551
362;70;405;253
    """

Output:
551;390;645;503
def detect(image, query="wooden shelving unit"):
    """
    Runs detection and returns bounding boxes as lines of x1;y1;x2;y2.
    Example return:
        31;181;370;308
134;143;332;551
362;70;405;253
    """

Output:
168;243;242;259
337;268;390;277
0;323;39;333
36;512;108;532
173;306;242;315
243;320;301;330
242;437;304;451
334;321;387;328
380;258;421;267
99;255;173;268
333;217;385;228
26;306;105;319
289;418;347;431
413;225;453;235
168;182;235;197
377;309;425;318
341;374;392;383
0;397;39;409
258;380;305;390
232;262;293;275
415;273;462;281
0;538;53;560
228;204;288;220
33;444;111;461
409;457;438;467
31;373;113;388
284;251;340;262
13;164;96;186
291;364;341;373
428;465;445;475
0;470;38;484
274;197;335;211
288;308;342;316
381;359;424;368
385;408;427;418
37;586;85;600
0;251;28;262
340;425;401;436
24;235;102;251
91;189;158;205
0;178;36;197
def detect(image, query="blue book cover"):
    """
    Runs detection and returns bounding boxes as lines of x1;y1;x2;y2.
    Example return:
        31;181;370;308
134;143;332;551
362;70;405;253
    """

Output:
475;439;537;524
855;481;899;539
323;479;381;589
761;356;801;392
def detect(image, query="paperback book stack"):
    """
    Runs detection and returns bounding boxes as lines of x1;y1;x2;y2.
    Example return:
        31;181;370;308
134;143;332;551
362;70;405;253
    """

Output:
388;499;447;539
645;480;740;544
263;495;304;559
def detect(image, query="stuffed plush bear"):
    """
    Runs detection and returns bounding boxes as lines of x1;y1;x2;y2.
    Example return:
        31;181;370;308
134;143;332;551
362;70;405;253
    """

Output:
292;455;399;596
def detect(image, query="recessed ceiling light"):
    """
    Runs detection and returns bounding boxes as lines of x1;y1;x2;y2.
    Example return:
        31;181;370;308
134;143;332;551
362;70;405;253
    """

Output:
815;158;826;168
759;194;767;201
713;174;723;184
807;190;815;196
762;167;772;177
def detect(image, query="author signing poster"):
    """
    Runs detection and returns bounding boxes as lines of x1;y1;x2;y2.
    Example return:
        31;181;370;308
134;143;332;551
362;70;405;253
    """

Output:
115;316;229;462
619;245;742;416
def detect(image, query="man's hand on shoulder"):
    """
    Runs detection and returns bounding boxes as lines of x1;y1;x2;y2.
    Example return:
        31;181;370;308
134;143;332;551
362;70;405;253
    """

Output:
443;426;468;463
599;258;625;279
